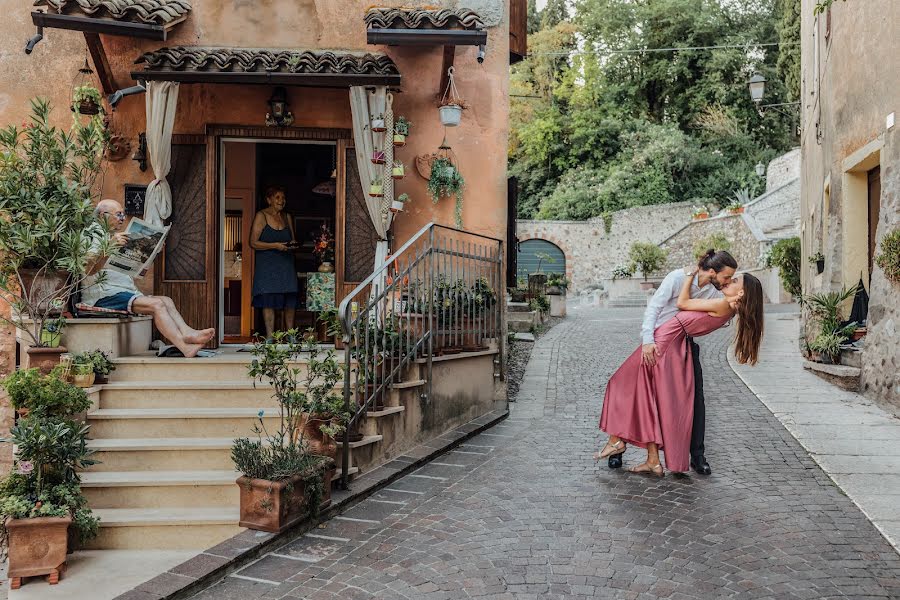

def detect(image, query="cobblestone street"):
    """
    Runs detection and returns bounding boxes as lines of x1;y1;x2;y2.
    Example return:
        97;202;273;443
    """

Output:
191;307;900;600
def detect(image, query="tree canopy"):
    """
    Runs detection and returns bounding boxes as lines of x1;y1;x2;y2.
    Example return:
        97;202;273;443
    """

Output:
510;0;799;221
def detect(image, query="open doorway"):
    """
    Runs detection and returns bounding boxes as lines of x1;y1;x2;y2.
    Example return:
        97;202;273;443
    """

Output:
221;140;337;343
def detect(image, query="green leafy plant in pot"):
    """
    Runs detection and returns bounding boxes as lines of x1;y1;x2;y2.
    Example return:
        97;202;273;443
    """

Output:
0;369;98;588
809;251;825;275
628;242;667;290
0;98;110;374
427;157;464;229
73;350;115;384
802;284;858;364
234;330;337;533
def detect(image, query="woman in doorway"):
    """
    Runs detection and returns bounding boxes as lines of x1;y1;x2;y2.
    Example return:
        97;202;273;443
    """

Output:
250;186;299;338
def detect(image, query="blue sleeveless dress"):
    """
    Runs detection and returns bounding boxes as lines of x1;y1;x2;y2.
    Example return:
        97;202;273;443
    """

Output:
251;223;298;309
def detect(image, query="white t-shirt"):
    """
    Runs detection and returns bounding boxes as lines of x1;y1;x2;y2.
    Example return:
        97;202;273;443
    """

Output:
80;226;142;306
641;269;724;345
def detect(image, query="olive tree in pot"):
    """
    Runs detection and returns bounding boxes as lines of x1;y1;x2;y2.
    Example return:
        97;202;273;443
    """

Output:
628;242;668;291
0;98;109;373
0;368;98;589
233;330;338;533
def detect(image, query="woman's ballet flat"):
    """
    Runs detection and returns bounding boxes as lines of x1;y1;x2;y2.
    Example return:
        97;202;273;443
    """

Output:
628;462;664;477
593;440;626;461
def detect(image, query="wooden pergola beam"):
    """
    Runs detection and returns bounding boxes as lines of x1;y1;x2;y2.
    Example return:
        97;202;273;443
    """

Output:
83;32;117;95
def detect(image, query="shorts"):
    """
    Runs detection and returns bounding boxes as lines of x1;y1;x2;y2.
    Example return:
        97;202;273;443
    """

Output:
93;291;141;313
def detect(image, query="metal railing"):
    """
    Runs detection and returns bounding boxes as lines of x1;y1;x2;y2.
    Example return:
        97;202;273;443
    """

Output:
337;223;504;489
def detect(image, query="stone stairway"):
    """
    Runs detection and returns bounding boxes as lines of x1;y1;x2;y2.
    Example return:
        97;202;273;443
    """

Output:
507;301;538;333
80;351;424;550
606;291;651;308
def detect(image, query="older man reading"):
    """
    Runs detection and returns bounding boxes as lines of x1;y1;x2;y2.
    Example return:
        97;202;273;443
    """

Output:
83;199;215;357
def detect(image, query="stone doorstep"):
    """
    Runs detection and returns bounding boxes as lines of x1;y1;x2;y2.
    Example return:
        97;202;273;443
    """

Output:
113;407;509;600
802;360;861;392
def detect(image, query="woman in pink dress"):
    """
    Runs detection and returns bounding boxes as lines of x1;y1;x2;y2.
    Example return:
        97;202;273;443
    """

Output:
596;269;764;475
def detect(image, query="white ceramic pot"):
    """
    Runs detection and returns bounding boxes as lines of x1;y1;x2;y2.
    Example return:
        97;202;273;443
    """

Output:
439;105;462;127
390;200;405;213
371;118;386;132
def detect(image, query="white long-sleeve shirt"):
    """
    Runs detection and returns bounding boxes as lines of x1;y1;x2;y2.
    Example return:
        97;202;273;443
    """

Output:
641;269;723;345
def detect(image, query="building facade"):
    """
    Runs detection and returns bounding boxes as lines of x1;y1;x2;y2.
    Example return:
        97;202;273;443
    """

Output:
800;0;899;406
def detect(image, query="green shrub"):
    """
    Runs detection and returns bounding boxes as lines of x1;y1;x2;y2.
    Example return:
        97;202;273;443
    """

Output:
692;233;732;260
2;369;91;417
875;228;900;283
628;242;667;281
766;237;801;298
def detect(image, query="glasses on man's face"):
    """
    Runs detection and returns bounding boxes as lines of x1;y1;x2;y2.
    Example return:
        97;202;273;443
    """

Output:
102;211;126;221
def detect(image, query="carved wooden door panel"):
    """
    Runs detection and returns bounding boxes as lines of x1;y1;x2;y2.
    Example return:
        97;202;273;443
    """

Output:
154;135;218;348
340;141;378;299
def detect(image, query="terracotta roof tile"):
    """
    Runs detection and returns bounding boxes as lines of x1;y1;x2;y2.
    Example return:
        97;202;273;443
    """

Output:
33;0;191;26
364;7;483;30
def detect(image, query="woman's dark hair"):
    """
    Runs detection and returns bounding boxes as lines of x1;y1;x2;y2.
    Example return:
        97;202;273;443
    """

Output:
698;249;738;273
264;185;286;202
733;273;764;365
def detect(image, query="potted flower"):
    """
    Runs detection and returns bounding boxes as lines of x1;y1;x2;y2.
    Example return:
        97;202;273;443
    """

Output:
369;177;384;197
371;149;386;165
427;157;465;228
727;201;745;214
628;242;667;291
611;265;633;281
234;330;337;533
692;206;709;220
41;316;67;348
391;193;409;214
391;161;405;180
0;99;109;374
394;116;411;146
370;113;386;132
312;223;335;273
75;350;115;384
728;188;750;214
295;331;348;461
0;370;98;589
72;85;103;116
809;252;825;275
71;361;95;388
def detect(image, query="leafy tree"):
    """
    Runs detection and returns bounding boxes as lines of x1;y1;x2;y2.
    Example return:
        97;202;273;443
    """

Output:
629;242;668;281
766;237;801;298
776;0;801;102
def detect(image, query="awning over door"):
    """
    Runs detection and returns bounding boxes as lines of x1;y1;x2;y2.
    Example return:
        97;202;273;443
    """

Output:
365;7;487;46
31;0;191;39
131;47;402;88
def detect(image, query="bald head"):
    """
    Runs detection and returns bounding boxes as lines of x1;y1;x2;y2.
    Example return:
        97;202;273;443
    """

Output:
95;199;126;230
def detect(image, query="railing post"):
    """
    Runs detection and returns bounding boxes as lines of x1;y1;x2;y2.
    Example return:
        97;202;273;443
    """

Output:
340;303;352;490
427;226;435;404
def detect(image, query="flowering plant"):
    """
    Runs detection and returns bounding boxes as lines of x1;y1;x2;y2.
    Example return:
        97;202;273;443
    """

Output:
312;223;334;264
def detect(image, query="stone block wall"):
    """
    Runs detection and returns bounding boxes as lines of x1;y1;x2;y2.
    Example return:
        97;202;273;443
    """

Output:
516;202;695;293
746;178;801;236
659;214;763;274
765;148;801;192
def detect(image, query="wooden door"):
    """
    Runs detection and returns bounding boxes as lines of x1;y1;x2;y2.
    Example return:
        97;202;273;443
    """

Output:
338;140;378;302
867;166;881;285
154;135;218;348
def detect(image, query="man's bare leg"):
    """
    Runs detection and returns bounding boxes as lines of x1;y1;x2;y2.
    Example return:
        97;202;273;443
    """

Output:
132;296;204;358
156;296;214;344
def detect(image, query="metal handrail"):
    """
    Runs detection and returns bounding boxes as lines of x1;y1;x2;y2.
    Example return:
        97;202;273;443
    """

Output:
337;223;504;489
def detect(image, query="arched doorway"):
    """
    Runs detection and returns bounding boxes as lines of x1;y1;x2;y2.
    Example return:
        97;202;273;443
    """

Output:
516;239;566;282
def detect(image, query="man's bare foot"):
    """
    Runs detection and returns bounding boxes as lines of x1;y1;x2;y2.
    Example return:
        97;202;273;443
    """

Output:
185;328;215;344
180;343;205;358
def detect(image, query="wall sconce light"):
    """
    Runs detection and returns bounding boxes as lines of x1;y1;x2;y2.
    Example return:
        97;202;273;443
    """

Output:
755;162;766;178
265;86;294;127
132;132;147;172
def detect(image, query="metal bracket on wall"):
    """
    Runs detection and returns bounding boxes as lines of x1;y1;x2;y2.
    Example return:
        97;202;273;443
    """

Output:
133;132;148;172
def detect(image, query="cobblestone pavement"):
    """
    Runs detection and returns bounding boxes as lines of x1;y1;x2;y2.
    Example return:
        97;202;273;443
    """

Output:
191;307;900;600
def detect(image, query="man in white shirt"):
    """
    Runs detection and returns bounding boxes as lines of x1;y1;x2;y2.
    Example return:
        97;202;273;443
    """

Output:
614;249;737;475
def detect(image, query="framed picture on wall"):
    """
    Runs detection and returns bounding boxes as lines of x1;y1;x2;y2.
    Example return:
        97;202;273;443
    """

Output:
124;184;147;217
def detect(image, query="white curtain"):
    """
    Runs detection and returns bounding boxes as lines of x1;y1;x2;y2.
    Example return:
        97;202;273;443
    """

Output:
349;86;395;290
143;81;179;226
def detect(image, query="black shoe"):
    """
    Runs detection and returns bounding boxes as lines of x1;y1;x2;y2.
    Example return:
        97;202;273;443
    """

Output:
608;452;625;469
690;457;711;475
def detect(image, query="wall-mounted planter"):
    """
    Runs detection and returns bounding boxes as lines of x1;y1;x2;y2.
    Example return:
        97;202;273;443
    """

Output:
391;164;405;179
393;133;406;147
371;117;386;132
371;150;386;165
815;259;825;274
369;183;383;197
390;200;405;213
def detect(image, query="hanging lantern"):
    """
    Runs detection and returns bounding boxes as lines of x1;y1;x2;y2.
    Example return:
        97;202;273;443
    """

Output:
265;87;294;127
72;56;103;116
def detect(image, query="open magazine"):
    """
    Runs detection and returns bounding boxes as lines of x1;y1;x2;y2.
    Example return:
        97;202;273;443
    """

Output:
105;217;170;279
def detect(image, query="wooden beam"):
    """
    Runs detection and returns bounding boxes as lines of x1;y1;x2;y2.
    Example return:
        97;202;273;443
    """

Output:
83;32;117;95
438;45;456;101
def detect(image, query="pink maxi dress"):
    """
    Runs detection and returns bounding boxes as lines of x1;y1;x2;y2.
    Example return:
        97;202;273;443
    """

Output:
599;311;731;472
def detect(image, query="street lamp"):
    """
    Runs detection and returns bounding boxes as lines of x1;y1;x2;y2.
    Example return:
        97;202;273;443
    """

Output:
755;162;766;178
748;73;766;104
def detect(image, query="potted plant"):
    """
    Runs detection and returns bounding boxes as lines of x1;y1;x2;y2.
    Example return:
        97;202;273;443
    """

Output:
295;331;348;461
391;193;409;214
371;149;386;165
370;113;386;132
439;99;465;127
427;157;465;228
809;332;843;364
0;98;109;374
0;370;98;589
628;242;667;291
728;188;750;214
72;85;103;116
809;251;825;275
391;161;405;179
546;274;570;296
41;316;66;348
611;265;633;281
874;228;900;283
71;361;95;388
394;116;410;146
692;206;709;220
234;330;336;533
369;177;384;197
312;223;335;273
75;349;115;384
510;277;527;303
727;201;745;214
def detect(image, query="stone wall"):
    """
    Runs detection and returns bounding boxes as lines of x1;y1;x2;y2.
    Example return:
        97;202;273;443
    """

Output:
659;214;763;274
745;177;801;236
765;148;801;192
516;202;695;293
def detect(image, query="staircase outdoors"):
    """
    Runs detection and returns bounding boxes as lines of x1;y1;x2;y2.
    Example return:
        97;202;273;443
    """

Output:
606;290;652;308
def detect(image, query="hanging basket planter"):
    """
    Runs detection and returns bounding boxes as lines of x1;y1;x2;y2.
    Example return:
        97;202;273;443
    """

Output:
371;114;386;132
439;67;466;128
391;162;405;180
371;150;386;165
369;181;384;197
439;104;463;127
390;194;409;214
75;100;101;116
393;133;406;147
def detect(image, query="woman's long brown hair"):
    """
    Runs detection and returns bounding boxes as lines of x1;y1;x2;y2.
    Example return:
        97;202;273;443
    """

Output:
733;273;764;365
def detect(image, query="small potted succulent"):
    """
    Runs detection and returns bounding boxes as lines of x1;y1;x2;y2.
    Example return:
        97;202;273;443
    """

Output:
692;206;709;220
72;85;103;116
391;193;409;214
371;149;386;165
40;316;66;348
370;113;386;132
369;177;384;197
809;251;825;275
394;116;411;146
391;161;405;179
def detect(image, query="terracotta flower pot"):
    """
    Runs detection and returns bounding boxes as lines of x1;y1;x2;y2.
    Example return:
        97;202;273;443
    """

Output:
301;414;338;460
6;516;72;589
693;213;709;220
25;346;67;375
237;467;332;533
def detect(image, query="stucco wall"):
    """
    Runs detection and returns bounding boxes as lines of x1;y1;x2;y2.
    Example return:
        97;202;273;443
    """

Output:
516;202;696;293
800;0;899;407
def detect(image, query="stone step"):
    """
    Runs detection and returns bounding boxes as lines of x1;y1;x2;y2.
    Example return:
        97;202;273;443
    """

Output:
81;470;239;509
87;437;246;472
112;353;354;382
86;407;281;439
506;302;532;313
506;311;537;323
508;320;534;333
803;361;861;392
87;507;242;550
97;381;284;409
